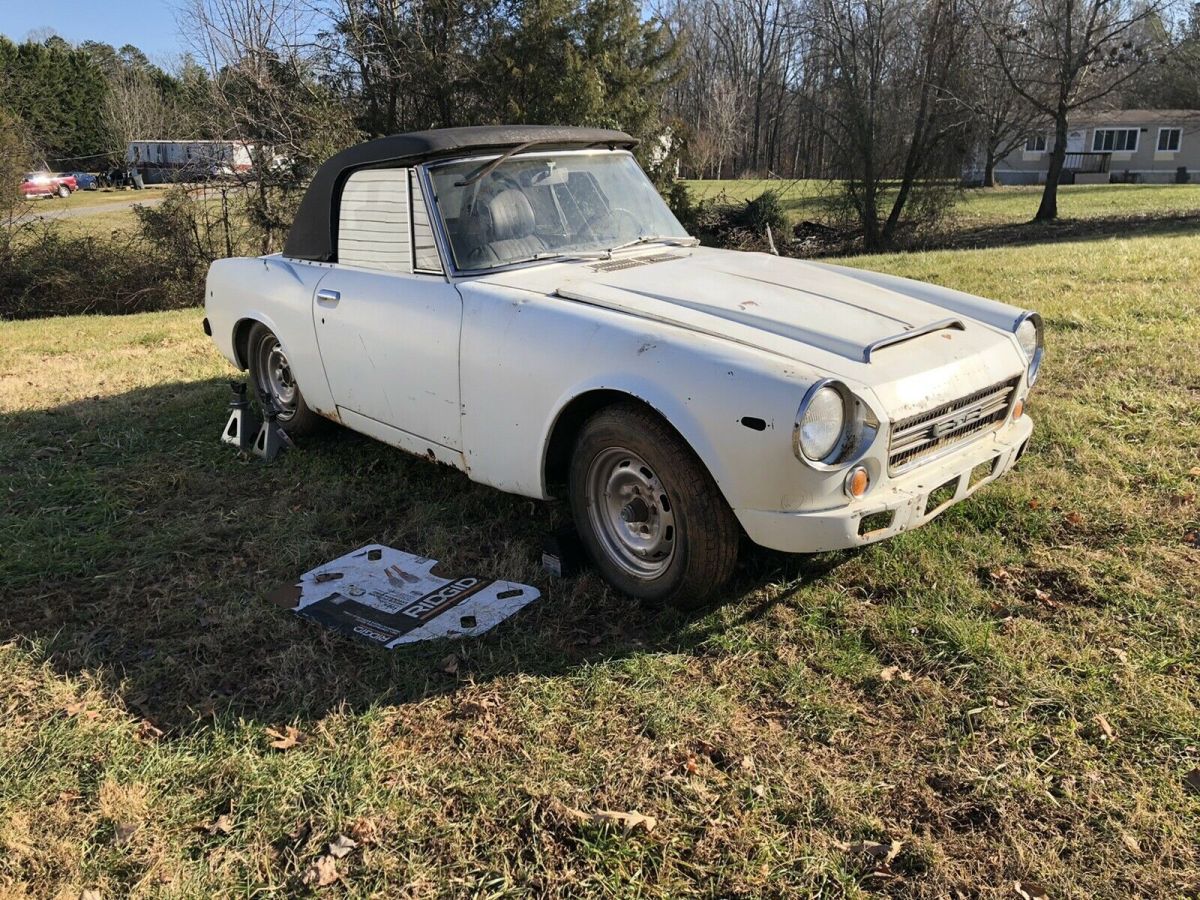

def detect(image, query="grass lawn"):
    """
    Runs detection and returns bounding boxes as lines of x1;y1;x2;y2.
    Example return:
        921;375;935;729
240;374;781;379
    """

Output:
684;178;1200;230
1;226;1198;897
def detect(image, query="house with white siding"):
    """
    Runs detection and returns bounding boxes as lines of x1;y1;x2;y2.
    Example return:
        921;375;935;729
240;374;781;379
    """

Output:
988;109;1200;185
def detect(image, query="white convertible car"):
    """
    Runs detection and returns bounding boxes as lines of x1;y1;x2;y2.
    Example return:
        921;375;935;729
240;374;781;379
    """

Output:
204;126;1042;604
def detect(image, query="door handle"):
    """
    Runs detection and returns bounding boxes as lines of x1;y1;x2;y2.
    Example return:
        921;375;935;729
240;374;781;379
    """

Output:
316;288;341;306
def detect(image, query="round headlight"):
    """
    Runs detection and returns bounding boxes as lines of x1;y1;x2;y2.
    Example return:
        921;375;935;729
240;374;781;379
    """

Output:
798;385;847;461
1015;315;1043;385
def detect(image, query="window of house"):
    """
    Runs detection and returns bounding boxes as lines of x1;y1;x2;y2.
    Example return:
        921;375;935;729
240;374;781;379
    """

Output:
1092;128;1139;152
1157;127;1182;152
1024;135;1048;152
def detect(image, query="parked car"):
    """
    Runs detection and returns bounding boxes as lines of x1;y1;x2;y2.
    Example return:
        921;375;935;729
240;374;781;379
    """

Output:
20;172;77;198
61;171;99;190
204;126;1043;605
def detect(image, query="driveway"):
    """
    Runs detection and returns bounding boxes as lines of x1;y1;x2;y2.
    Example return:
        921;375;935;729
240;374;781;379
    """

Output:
30;195;167;221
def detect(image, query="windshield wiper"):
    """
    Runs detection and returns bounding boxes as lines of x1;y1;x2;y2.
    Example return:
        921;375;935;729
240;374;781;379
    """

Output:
485;249;613;268
603;234;700;256
473;238;695;271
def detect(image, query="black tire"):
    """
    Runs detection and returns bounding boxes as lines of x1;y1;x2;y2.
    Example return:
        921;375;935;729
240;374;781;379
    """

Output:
246;322;325;436
56;184;70;198
568;402;739;606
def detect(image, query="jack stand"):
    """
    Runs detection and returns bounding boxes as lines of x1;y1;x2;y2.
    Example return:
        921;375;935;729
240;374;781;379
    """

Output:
221;381;260;451
252;391;294;463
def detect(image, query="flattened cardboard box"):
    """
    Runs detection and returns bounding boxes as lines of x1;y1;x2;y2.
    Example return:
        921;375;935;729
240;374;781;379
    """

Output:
269;544;540;648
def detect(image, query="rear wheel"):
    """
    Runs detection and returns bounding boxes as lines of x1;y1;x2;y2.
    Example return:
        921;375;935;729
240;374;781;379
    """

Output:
568;402;739;606
246;322;324;436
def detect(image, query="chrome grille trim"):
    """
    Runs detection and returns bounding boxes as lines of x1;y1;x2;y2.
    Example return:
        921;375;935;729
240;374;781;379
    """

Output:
888;376;1020;474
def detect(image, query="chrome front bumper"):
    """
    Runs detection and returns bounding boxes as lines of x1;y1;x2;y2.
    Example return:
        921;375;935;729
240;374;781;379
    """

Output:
735;416;1033;553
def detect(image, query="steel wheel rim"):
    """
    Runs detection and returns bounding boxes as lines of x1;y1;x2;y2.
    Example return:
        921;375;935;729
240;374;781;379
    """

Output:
586;446;677;579
255;337;297;421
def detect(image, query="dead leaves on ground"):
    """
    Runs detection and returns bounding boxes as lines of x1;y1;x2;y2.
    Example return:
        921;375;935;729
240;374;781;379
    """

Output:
348;816;381;845
548;799;657;834
63;701;99;721
135;719;164;742
879;665;914;683
327;834;357;858
206;814;234;837
300;834;358;889
1014;881;1050;900
265;725;305;751
1093;713;1117;743
302;854;340;888
836;838;904;880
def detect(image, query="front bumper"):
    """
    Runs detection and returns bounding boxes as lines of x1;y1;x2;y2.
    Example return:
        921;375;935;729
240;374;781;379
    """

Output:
736;416;1033;553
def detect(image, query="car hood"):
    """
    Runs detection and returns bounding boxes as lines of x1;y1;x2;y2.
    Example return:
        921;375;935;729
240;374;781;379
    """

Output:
482;246;1012;370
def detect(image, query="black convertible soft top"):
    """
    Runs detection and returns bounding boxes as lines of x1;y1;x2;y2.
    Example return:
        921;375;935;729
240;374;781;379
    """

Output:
283;125;638;262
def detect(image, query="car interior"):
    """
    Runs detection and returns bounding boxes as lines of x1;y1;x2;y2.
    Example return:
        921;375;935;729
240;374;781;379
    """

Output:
435;159;640;268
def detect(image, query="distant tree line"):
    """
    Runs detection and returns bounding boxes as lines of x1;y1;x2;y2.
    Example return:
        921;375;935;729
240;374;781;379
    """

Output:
659;0;1198;235
2;0;1198;248
0;36;215;167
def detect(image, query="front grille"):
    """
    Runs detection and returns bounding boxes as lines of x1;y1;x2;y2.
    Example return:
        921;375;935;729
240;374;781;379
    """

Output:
888;376;1019;474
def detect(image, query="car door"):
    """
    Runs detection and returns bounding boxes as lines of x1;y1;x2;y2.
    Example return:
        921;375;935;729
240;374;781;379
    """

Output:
313;167;463;451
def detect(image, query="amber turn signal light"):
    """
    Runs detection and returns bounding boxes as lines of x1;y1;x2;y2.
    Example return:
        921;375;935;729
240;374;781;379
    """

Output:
1012;398;1025;420
845;465;870;499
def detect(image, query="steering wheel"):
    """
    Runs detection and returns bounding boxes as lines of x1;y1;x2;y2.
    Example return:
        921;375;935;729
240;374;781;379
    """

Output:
583;206;641;241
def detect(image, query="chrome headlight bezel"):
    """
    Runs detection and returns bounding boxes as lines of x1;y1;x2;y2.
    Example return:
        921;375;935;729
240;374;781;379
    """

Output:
1014;311;1044;386
793;379;880;470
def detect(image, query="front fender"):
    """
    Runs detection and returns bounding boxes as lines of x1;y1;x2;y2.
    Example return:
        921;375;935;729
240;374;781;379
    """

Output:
537;373;742;506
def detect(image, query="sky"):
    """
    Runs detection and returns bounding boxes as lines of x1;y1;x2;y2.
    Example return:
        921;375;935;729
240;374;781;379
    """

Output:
0;0;186;61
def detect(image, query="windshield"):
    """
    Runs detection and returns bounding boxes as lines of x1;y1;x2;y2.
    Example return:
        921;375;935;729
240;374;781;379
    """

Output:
426;151;690;271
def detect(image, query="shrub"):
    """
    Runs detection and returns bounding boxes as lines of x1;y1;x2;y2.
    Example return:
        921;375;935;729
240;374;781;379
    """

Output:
735;189;787;235
679;186;788;253
0;222;192;319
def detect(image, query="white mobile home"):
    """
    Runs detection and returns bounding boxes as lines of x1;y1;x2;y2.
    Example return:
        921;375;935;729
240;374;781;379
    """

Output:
126;140;254;183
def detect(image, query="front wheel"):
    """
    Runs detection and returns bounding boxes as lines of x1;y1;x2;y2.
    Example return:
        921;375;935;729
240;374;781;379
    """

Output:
246;323;325;436
568;402;739;606
56;184;70;198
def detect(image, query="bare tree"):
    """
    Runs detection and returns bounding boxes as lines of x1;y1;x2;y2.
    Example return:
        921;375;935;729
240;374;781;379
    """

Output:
984;0;1177;220
957;0;1043;186
808;0;971;248
181;0;356;252
102;69;181;165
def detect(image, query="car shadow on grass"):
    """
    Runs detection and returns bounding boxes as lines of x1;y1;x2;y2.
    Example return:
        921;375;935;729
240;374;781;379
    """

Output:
0;377;848;734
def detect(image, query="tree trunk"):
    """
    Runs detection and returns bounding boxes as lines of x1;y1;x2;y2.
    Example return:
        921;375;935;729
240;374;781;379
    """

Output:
1036;110;1069;221
983;154;996;188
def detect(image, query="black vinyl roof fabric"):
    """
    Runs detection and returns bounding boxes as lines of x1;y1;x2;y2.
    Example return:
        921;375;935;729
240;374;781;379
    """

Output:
282;125;638;262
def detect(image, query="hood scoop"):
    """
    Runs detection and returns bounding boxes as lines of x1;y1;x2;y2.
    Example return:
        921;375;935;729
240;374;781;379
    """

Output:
863;318;965;362
588;252;683;273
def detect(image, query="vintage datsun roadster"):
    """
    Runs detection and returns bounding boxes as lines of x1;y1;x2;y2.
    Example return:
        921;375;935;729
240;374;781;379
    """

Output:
204;126;1042;604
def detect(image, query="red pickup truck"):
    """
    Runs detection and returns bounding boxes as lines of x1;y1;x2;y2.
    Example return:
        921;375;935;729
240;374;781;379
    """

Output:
20;172;77;199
